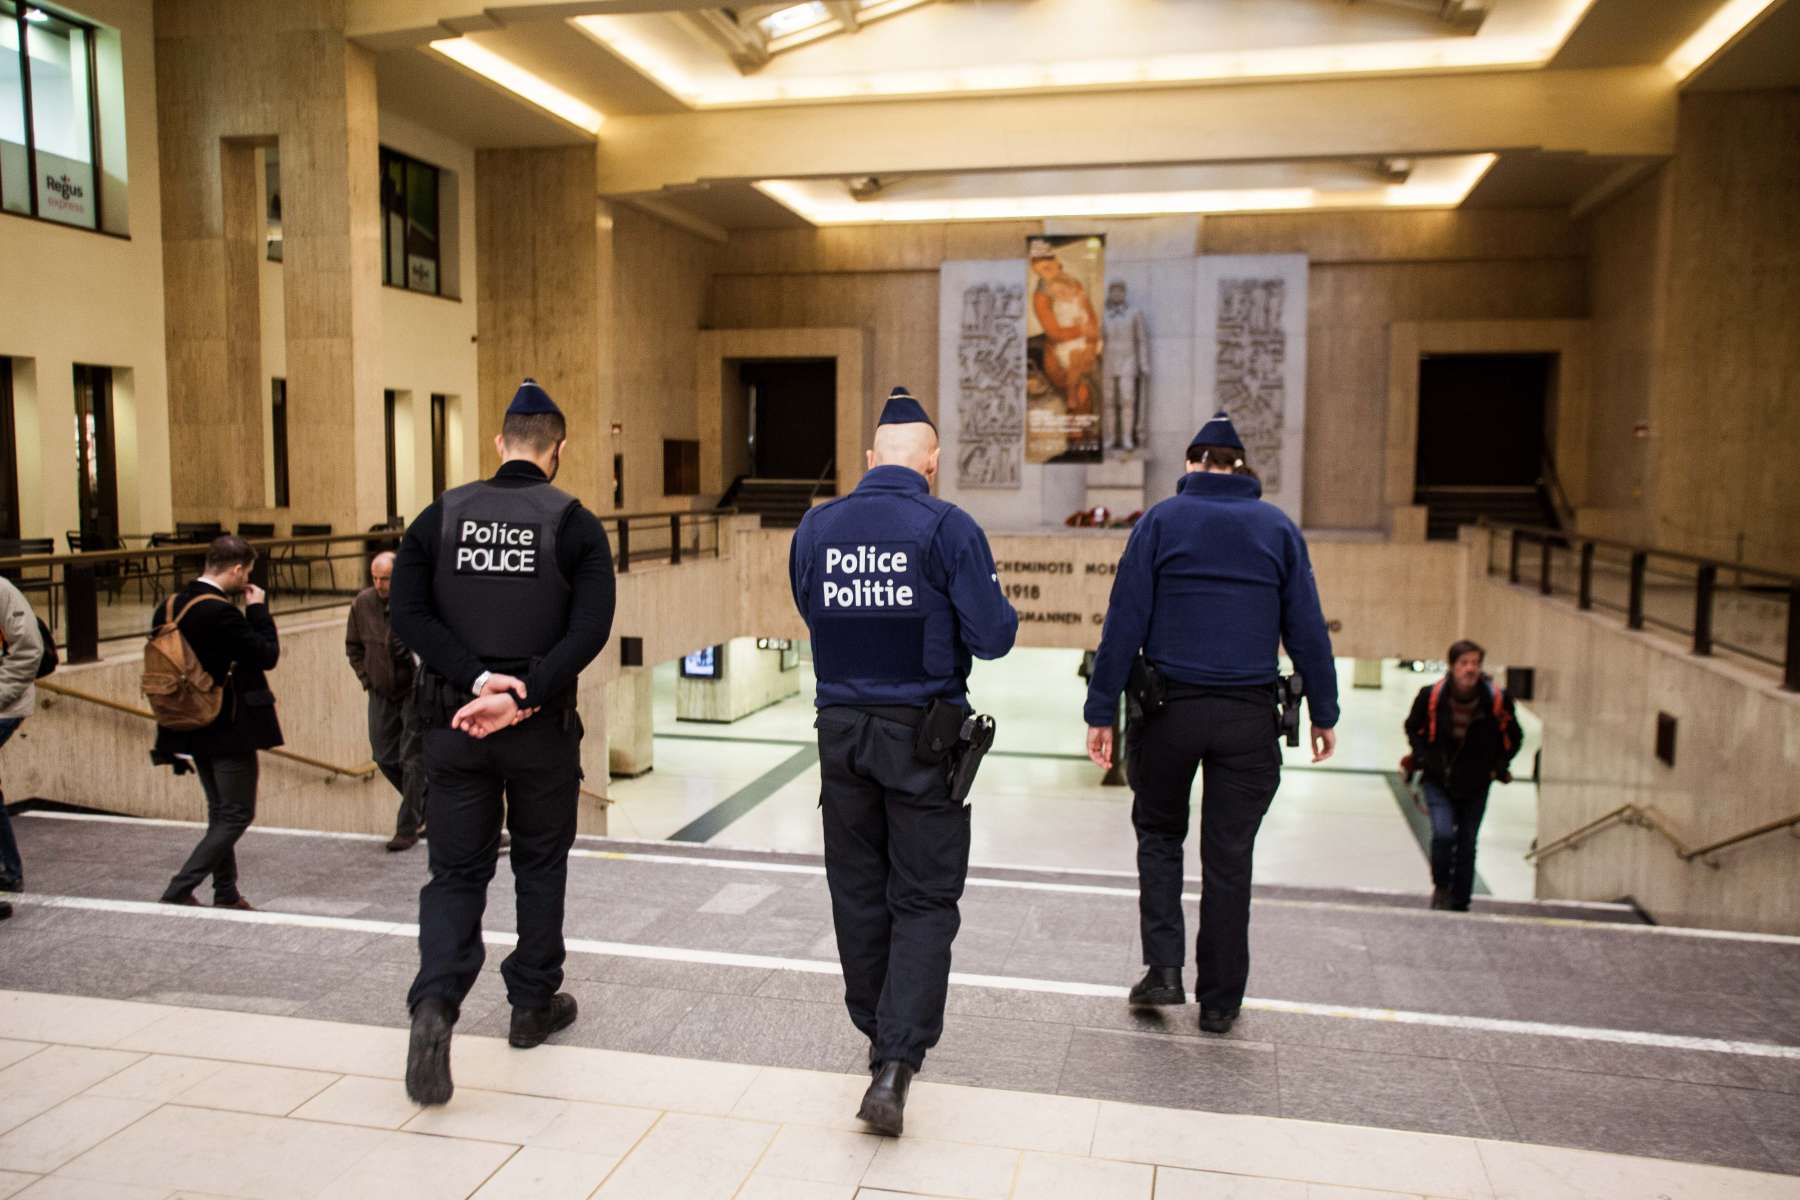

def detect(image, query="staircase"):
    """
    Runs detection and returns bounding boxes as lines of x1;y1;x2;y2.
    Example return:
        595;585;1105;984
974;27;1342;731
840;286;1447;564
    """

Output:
1418;484;1559;541
722;478;822;529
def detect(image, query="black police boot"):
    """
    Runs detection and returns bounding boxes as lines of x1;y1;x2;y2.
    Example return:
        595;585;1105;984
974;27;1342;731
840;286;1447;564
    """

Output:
509;993;578;1049
1429;887;1450;910
856;1060;915;1137
1127;966;1185;1007
405;996;457;1106
0;900;11;921
1198;1007;1240;1034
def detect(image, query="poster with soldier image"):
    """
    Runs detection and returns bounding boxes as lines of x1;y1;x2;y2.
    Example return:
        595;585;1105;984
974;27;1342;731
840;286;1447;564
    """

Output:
1025;235;1105;464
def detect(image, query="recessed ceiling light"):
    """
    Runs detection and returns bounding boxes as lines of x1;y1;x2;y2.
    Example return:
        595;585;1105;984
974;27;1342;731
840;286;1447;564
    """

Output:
755;155;1498;225
1664;0;1781;80
429;38;606;135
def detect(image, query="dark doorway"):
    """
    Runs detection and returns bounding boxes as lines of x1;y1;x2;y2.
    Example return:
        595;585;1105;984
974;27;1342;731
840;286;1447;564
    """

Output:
1415;354;1552;488
429;393;448;500
73;364;119;547
0;359;18;540
743;359;835;481
1415;353;1557;540
383;388;400;522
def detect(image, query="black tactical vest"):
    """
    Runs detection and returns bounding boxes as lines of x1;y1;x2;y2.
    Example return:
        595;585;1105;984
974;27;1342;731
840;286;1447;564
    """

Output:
431;479;577;662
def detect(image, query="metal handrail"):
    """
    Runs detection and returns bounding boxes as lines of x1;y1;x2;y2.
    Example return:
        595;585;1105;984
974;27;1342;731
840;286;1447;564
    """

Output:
1527;802;1800;868
37;680;379;781
808;457;837;505
1539;453;1577;530
1485;520;1800;585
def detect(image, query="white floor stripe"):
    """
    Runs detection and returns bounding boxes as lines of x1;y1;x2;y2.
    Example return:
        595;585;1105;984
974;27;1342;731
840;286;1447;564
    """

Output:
20;809;1794;945
13;891;1800;1063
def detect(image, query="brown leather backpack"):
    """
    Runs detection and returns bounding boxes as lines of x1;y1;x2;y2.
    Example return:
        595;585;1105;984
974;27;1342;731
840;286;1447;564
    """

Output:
141;594;230;730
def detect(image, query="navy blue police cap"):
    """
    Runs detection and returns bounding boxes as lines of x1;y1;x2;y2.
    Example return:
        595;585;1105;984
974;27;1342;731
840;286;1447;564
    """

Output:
506;378;562;419
878;386;935;432
1187;409;1244;456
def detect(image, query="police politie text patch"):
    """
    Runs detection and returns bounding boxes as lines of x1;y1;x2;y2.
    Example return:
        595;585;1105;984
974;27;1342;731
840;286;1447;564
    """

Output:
453;518;542;577
816;542;921;611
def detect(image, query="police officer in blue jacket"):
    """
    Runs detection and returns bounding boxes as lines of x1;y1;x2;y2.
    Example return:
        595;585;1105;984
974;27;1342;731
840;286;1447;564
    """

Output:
1083;411;1339;1035
790;386;1018;1135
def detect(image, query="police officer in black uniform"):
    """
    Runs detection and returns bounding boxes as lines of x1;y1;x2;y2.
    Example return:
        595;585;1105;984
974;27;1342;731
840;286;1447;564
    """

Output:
390;379;615;1105
790;387;1018;1135
1083;411;1339;1035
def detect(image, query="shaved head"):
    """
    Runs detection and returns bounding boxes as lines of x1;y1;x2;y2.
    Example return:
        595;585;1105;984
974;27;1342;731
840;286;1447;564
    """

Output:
870;422;939;471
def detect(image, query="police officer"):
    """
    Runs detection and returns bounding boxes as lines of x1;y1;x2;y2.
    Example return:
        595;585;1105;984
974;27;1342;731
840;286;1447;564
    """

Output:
790;386;1018;1136
390;379;616;1105
1083;411;1338;1034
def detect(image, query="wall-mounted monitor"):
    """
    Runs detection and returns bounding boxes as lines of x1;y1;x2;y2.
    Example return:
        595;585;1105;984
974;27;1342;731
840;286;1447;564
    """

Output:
681;645;723;679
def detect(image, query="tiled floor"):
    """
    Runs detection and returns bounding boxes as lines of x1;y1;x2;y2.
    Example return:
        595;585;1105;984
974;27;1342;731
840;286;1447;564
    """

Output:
1;989;1796;1200
606;654;1540;900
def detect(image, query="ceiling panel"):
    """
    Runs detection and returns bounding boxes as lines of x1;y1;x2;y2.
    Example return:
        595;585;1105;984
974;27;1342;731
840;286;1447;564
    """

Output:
1684;0;1800;91
377;48;594;148
1548;0;1722;67
465;18;689;117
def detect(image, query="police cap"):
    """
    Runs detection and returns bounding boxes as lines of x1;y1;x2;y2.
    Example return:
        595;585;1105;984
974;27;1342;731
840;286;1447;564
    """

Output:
506;378;562;419
1186;409;1244;457
878;386;935;432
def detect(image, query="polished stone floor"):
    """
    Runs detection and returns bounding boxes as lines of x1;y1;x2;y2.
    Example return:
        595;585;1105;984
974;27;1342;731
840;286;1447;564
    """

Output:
3;811;1798;1190
607;653;1541;901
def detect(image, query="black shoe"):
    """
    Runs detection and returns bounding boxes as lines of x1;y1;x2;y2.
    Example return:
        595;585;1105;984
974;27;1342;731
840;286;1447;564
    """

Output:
386;833;419;853
406;996;457;1105
0;900;11;920
857;1060;914;1136
1429;886;1450;910
160;893;200;907
1198;1007;1240;1034
509;993;578;1049
1127;966;1185;1007
0;874;20;893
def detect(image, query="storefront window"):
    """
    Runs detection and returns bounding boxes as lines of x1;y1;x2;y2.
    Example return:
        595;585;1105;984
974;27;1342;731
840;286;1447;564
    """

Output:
0;2;104;229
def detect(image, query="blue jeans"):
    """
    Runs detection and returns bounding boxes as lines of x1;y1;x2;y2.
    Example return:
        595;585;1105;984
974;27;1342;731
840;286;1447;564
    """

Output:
1423;778;1486;911
0;717;24;886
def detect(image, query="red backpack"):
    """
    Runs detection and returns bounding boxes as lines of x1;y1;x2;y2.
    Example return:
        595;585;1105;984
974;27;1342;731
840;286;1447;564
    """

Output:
1426;677;1514;752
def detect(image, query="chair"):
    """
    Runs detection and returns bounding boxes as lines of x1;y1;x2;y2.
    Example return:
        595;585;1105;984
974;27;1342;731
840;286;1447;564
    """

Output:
64;531;136;605
280;523;336;599
237;522;276;539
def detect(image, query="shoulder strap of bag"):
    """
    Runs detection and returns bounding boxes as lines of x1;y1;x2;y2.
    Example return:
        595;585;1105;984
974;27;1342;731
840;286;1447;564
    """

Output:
1427;678;1445;742
169;593;229;628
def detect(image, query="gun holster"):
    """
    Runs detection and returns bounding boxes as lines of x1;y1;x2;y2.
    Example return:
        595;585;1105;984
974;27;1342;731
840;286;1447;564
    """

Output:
1126;653;1167;723
1278;673;1305;747
948;713;996;805
914;698;967;765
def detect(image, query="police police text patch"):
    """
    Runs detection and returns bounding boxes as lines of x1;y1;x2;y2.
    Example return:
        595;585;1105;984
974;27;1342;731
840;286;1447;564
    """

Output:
453;518;542;577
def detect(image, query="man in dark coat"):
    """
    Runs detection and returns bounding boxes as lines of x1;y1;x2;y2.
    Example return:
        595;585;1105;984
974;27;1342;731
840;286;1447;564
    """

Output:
348;550;426;851
155;535;282;910
1402;639;1520;911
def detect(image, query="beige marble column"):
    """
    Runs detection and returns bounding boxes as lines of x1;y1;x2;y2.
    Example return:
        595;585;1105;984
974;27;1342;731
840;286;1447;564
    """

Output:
155;0;384;533
606;666;655;778
474;146;609;509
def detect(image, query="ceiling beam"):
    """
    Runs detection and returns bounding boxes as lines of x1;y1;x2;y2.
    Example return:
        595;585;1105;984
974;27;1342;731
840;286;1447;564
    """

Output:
593;66;1678;196
824;1;861;32
349;0;732;49
682;9;772;72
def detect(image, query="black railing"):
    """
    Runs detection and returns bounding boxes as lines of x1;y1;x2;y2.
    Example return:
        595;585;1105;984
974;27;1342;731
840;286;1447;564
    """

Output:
0;508;735;663
1485;522;1799;691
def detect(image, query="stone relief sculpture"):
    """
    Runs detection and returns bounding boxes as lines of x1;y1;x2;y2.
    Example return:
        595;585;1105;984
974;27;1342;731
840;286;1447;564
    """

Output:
1214;277;1287;492
955;281;1026;488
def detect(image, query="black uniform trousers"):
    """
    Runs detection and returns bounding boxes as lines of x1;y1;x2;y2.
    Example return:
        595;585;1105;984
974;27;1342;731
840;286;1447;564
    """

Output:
816;706;971;1072
1127;689;1281;1013
162;753;258;905
408;712;583;1015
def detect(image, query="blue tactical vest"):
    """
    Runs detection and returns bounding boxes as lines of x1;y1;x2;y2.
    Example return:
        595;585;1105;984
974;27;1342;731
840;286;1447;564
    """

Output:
798;468;966;706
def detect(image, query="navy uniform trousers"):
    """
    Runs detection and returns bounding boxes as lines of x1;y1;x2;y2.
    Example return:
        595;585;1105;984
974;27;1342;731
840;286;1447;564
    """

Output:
407;711;583;1015
1128;688;1281;1013
817;706;971;1071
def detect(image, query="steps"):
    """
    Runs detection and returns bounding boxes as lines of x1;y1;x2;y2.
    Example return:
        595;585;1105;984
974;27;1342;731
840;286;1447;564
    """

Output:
724;478;823;529
1418;485;1560;541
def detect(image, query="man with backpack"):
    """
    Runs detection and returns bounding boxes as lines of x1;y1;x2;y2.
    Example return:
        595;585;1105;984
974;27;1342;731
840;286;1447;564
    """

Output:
1401;639;1520;912
0;573;49;918
149;535;282;910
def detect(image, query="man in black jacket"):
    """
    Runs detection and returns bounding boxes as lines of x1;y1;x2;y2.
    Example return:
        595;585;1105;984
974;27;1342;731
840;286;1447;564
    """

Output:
156;535;282;910
348;550;425;851
1402;639;1519;912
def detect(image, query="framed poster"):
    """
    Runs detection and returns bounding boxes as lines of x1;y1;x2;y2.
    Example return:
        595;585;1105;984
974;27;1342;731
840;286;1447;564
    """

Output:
1025;234;1105;464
